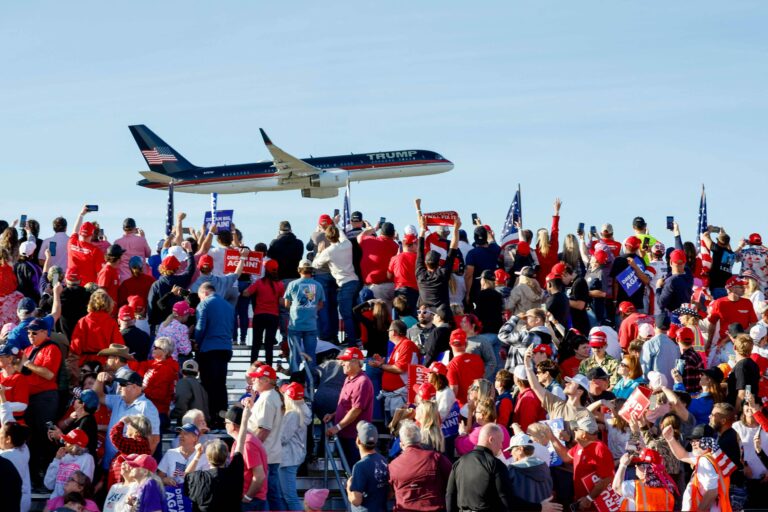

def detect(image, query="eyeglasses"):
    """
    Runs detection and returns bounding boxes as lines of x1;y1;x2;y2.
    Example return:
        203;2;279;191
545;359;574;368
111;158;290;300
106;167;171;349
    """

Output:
619;362;629;367
418;310;433;315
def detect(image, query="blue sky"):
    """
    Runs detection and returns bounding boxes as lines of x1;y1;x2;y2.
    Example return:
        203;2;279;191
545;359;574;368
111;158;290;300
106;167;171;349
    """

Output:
1;1;766;250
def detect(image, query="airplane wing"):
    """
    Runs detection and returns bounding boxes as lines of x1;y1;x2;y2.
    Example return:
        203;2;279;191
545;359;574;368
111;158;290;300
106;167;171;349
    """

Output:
260;128;321;176
139;170;176;184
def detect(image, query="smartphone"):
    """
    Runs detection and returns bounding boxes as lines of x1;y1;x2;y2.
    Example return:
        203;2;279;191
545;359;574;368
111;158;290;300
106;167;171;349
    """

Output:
52;273;60;288
642;237;650;251
471;213;479;225
98;228;104;239
577;222;585;236
46;421;55;431
19;214;27;228
666;216;674;231
746;384;753;397
590;225;598;238
85;204;99;212
49;241;57;257
675;358;685;375
710;226;721;233
182;227;192;235
379;216;386;225
333;208;340;217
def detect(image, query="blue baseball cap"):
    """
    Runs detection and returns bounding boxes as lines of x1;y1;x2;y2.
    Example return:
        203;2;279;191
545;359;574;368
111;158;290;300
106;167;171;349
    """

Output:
79;389;99;412
176;423;200;436
27;318;49;333
0;344;20;357
17;298;37;314
129;256;144;269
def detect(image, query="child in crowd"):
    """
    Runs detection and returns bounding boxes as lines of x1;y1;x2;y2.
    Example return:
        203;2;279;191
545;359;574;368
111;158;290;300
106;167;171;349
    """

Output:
43;429;95;498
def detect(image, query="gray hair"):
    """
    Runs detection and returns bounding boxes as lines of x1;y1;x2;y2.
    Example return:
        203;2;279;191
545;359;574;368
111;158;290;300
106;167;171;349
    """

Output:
154;336;175;357
206;439;229;467
182;409;205;426
125;414;152;438
398;419;422;447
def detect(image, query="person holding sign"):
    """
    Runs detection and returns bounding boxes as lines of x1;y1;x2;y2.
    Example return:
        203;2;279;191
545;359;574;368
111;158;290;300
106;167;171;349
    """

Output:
612;448;677;511
609;236;650;317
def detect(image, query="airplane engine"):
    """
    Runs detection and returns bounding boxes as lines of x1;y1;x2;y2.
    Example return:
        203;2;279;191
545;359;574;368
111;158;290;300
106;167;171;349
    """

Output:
301;187;339;199
309;169;349;188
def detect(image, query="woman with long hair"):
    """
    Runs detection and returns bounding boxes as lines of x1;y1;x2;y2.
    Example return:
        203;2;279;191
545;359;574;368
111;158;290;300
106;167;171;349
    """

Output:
0;249;23;325
122;453;165;512
243;259;285;365
415;399;445;453
674;366;724;425
534;198;561;287
506;267;544;315
353;298;391;358
0;227;20;265
612;354;646;399
560;233;585;277
280;383;312;511
743;270;766;313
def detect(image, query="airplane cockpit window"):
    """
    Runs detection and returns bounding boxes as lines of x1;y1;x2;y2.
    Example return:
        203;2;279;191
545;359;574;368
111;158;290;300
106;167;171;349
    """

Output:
434;154;443;160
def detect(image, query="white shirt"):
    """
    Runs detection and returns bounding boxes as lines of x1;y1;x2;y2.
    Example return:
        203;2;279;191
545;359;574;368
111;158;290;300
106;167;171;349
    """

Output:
39;232;70;271
682;456;722;512
312;230;357;286
436;387;456;420
733;420;768;479
249;388;283;464
207;246;228;277
158;446;209;484
44;452;95;498
1;445;30;512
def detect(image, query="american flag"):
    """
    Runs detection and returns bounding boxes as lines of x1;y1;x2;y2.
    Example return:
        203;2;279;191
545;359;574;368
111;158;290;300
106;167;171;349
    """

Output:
712;448;736;477
141;146;178;165
342;181;351;231
697;185;712;276
499;187;522;249
209;193;218;234
165;182;174;237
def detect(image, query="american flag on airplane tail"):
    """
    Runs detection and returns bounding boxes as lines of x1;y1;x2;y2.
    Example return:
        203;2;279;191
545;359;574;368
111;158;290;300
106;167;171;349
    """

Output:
499;188;522;249
712;448;737;477
142;146;178;165
697;185;712;276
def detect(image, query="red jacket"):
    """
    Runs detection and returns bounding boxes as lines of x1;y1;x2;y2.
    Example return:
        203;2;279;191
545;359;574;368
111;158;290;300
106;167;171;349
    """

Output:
70;311;124;365
117;273;155;308
131;357;179;415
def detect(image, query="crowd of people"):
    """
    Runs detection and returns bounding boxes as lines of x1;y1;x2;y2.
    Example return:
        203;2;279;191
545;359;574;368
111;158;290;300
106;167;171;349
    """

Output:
0;198;766;512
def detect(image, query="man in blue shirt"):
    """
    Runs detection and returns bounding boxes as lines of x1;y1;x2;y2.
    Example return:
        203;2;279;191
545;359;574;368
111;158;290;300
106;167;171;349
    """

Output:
195;281;235;427
3;284;62;350
347;421;389;512
283;259;325;375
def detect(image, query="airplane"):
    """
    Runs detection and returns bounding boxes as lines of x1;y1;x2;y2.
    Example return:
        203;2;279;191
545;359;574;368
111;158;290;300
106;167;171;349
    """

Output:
130;125;454;198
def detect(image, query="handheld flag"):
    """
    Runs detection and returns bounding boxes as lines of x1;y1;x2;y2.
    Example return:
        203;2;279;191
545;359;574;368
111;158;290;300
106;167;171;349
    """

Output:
500;187;522;249
697;185;712;277
342;181;351;231
210;193;218;234
165;182;174;237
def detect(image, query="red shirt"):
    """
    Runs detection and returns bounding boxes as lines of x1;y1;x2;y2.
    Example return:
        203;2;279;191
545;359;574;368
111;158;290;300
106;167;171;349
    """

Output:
388;251;418;290
0;372;29;421
232;432;268;500
618;312;654;350
708;297;758;339
70;311;125;365
535;215;560;287
447;352;485;406
590;238;622;257
23;341;61;395
751;353;768;399
383;337;420;391
244;278;286;316
388;445;453;511
359;235;399;284
97;264;120;305
568;440;614;500
67;234;104;285
117;273;155;308
560;356;581;379
130;357;179;414
513;387;546;432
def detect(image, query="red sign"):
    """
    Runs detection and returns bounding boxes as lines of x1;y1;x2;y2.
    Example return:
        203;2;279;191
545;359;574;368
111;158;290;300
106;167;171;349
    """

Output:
581;472;623;512
423;211;458;226
618;385;652;423
407;364;430;403
223;249;265;275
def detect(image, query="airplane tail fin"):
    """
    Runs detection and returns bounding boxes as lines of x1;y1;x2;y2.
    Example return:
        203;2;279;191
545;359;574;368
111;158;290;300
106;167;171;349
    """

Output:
129;125;196;175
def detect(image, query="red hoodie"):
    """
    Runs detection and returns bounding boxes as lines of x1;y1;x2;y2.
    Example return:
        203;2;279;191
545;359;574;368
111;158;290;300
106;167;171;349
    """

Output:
535;215;560;287
70;310;125;365
130;357;179;415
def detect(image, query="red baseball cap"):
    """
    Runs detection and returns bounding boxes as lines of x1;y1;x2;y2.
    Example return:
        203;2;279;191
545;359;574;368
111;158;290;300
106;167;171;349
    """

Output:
588;331;607;347
127;295;145;309
118;305;135;321
516;241;531;257
172;301;195;316
624;236;641;251
79;222;95;237
318;214;333;227
265;259;278;272
429;362;448;376
669;249;686;265
250;365;277;380
749;233;762;246
413;382;436;401
532;344;553;356
403;233;418;246
726;276;747;288
61;428;89;448
337;347;365;361
630;447;663;466
199;254;214;269
494;269;510;283
161;255;180;272
124;453;158;472
545;272;561;282
594;250;609;265
449;328;467;347
676;326;695;344
65;269;81;283
551;262;567;275
618;301;636;314
281;382;305;400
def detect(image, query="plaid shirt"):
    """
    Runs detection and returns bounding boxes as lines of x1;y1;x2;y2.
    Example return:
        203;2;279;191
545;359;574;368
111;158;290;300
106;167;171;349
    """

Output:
681;347;704;393
108;420;151;488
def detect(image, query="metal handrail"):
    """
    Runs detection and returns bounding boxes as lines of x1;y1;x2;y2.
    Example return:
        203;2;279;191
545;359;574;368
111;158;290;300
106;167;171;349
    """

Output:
323;423;351;510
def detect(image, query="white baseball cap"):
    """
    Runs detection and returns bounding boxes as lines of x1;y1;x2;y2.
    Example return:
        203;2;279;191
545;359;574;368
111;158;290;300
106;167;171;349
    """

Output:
564;374;589;392
750;323;768;343
167;245;189;263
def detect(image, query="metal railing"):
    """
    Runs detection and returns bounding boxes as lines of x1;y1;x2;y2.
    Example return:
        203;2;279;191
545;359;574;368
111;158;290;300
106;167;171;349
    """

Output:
323;423;351;511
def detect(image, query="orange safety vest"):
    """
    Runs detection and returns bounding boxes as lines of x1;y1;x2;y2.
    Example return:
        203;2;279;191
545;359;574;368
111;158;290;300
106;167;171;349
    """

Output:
619;482;674;511
690;453;732;512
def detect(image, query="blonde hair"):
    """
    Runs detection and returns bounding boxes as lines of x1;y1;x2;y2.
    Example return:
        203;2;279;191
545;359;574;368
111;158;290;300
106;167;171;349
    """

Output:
88;289;114;314
746;278;760;295
527;423;549;446
537;229;551;258
517;274;543;296
206;439;229;467
285;397;308;417
561;234;581;270
472;379;496;403
734;334;753;357
415;400;445;452
475;398;497;423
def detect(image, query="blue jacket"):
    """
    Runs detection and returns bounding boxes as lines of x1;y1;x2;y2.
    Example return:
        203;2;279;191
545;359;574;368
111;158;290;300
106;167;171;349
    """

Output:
195;293;235;352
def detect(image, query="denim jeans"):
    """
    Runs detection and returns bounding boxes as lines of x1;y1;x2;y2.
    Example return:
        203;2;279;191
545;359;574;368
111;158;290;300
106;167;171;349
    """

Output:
338;280;359;345
267;463;284;511
365;364;384;421
314;272;338;342
287;329;317;373
279;464;302;511
233;281;251;343
241;498;267;511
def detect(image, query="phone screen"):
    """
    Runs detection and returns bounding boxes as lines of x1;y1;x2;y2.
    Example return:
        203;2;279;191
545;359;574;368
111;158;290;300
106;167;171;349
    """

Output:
85;204;99;212
471;213;478;224
590;225;597;237
333;208;340;217
19;215;27;228
666;216;674;230
577;222;585;235
642;238;650;250
49;241;57;256
379;217;386;225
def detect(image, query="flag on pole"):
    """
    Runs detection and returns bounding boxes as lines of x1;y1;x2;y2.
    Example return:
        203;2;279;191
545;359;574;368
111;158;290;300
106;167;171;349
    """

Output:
697;185;712;276
210;193;218;234
342;181;351;231
165;182;174;237
500;187;522;249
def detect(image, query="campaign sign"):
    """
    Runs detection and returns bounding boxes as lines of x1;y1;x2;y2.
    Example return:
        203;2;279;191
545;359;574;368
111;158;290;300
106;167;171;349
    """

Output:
617;256;646;296
581;472;623;512
618;385;652;423
224;249;265;275
423;211;458;226
165;485;192;511
203;209;234;231
542;418;566;466
407;364;430;403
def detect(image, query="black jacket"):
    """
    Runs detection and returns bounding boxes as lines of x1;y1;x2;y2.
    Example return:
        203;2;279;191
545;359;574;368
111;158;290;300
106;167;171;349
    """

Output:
446;446;510;512
59;285;90;339
268;232;304;280
121;326;152;362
